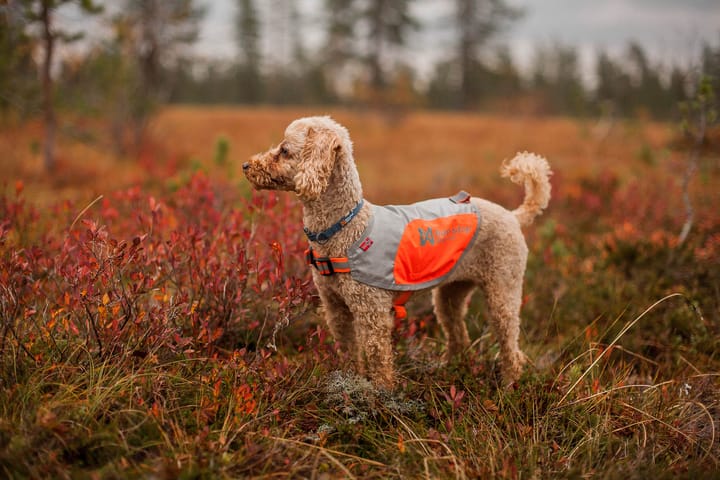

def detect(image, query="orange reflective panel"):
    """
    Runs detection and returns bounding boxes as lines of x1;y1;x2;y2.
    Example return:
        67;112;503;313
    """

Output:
393;213;478;285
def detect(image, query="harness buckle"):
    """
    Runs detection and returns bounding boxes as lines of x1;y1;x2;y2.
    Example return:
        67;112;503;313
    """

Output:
305;248;317;268
306;248;351;276
321;259;335;275
306;248;339;276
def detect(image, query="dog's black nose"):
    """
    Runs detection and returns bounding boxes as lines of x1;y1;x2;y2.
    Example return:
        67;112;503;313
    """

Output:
242;162;250;171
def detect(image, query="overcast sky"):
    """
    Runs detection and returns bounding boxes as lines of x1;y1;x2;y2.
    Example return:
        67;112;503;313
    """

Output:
509;0;719;70
194;0;720;82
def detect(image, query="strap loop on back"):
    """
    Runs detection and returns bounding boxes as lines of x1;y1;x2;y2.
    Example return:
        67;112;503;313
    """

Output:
449;190;471;204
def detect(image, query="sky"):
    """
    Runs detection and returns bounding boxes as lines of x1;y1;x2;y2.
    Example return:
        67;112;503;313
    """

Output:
193;0;720;83
508;0;720;75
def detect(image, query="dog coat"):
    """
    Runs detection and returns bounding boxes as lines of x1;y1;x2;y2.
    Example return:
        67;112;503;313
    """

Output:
306;192;481;316
348;192;480;290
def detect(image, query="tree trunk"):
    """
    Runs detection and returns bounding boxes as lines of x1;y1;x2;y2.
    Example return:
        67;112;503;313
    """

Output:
678;107;706;246
368;0;385;91
41;0;56;172
457;0;475;108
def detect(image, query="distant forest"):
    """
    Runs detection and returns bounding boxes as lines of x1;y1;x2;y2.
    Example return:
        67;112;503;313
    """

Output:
2;0;719;127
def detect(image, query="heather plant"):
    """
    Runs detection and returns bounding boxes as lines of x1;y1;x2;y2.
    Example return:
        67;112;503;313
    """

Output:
1;112;718;477
0;171;324;476
2;174;313;365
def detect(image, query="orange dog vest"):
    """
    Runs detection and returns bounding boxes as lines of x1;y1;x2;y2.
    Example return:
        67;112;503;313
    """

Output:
306;192;481;318
347;191;480;290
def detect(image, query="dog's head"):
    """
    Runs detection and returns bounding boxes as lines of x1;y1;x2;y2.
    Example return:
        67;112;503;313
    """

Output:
243;116;353;200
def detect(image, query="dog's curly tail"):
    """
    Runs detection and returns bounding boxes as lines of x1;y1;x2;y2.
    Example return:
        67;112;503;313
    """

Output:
500;152;552;227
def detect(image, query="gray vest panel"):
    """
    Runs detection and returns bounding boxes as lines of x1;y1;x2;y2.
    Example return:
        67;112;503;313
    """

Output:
348;196;481;291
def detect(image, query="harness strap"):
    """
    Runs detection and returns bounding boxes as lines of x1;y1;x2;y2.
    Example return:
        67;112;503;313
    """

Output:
392;291;413;320
305;248;351;275
305;248;413;320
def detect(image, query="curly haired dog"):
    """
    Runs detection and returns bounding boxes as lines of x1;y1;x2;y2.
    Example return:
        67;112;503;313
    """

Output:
243;116;551;389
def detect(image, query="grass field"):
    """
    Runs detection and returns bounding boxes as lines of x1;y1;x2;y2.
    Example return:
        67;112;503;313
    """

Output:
1;107;719;478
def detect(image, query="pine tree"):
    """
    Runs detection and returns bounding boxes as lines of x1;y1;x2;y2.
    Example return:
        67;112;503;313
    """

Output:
322;0;359;97
322;0;417;102
14;0;102;172
595;50;633;117
363;0;418;91
120;0;205;147
454;0;520;108
235;0;262;103
0;5;37;116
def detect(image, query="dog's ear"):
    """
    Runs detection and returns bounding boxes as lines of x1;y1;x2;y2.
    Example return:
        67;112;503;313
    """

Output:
294;127;341;200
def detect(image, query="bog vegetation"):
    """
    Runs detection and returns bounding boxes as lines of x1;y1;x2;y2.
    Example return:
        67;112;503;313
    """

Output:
1;107;719;478
1;1;719;478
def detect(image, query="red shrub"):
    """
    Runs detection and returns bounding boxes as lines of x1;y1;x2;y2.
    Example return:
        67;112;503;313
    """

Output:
0;173;315;366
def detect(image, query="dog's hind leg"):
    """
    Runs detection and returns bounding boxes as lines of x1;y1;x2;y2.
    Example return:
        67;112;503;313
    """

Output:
432;281;476;361
483;279;527;386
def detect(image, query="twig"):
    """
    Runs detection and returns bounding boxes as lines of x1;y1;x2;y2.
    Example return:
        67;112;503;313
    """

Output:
82;301;104;359
678;126;702;245
69;194;104;232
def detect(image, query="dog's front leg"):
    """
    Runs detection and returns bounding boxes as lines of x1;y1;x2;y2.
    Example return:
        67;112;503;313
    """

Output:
347;288;396;390
317;286;358;368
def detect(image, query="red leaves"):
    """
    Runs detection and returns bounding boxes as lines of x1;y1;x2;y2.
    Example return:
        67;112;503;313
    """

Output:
444;384;466;410
234;383;257;415
1;172;313;364
271;241;284;271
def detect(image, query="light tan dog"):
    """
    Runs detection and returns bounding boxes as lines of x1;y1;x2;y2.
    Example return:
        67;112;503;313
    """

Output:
243;116;551;389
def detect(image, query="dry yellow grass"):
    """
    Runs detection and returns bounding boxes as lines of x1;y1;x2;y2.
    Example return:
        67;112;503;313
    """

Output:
152;106;678;202
0;118;141;206
0;106;685;205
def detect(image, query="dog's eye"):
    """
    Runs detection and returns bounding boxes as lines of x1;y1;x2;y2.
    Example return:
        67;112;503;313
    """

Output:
280;145;289;157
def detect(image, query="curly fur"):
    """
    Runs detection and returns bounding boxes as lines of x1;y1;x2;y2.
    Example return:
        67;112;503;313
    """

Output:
243;116;552;389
